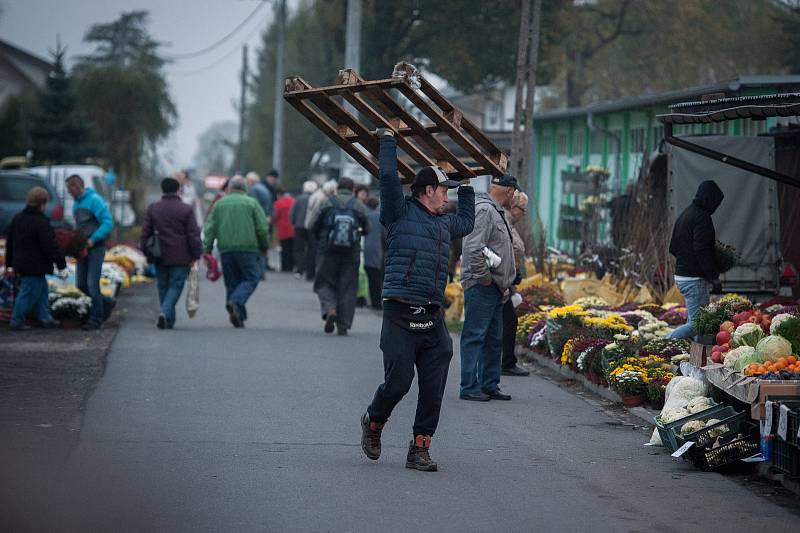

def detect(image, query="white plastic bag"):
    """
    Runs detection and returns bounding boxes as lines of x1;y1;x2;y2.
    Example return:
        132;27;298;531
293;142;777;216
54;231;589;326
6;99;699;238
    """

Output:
186;263;199;318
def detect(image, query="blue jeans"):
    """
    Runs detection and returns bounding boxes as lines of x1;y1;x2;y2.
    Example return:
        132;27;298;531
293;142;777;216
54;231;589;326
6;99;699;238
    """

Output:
220;252;263;320
10;276;53;326
668;278;710;340
460;283;505;395
76;245;113;326
155;265;189;327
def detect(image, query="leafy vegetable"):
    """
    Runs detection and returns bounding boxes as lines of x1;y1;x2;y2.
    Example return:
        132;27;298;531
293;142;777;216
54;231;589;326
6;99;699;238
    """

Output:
724;346;755;370
755;335;793;363
694;305;732;336
734;350;763;373
732;323;765;348
773;315;800;354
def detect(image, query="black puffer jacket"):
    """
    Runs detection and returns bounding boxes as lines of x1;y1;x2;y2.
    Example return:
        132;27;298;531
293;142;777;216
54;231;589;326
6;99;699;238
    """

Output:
6;206;66;276
669;180;724;281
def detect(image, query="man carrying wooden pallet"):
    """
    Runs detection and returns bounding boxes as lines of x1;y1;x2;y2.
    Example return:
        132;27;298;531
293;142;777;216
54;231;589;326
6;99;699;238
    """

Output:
360;128;475;472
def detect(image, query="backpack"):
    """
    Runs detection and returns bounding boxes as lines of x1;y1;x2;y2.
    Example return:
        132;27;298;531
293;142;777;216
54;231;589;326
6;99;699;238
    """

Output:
325;196;359;251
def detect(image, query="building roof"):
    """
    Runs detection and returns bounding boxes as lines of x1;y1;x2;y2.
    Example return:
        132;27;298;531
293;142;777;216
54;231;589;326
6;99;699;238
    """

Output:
533;76;800;122
0;38;52;87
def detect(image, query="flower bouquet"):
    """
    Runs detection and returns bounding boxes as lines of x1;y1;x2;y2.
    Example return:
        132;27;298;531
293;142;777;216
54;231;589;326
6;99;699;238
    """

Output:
608;364;648;405
50;291;91;324
54;228;88;259
545;305;589;359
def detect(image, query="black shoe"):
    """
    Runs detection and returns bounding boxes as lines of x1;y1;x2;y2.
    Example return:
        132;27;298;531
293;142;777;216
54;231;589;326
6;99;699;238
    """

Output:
41;320;60;329
484;389;512;401
227;302;243;328
501;365;530;377
360;412;383;460
157;314;166;330
324;313;336;334
336;324;348;336
10;323;32;331
103;299;116;322
406;436;437;472
459;392;491;402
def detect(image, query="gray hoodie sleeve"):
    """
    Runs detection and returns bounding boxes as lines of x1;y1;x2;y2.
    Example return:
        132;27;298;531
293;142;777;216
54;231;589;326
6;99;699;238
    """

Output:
462;206;493;282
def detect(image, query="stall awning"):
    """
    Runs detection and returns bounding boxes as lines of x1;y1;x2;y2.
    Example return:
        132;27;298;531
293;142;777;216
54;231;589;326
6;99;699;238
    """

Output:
657;93;800;124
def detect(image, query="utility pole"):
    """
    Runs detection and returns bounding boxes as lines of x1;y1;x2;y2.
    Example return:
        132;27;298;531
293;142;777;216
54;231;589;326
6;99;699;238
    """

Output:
237;44;248;174
271;0;287;178
520;0;542;193
341;0;362;181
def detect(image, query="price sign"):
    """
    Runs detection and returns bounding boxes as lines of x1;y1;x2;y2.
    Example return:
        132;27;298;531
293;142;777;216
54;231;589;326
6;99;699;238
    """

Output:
671;441;695;458
777;404;790;441
764;401;774;434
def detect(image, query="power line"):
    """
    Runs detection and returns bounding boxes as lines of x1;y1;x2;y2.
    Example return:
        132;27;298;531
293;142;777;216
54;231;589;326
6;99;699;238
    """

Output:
165;1;267;60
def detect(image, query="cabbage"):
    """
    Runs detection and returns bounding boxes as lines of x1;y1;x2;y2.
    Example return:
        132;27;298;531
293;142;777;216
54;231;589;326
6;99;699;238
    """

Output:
770;313;794;335
724;346;756;370
755;335;793;362
734;350;763;372
732;323;765;348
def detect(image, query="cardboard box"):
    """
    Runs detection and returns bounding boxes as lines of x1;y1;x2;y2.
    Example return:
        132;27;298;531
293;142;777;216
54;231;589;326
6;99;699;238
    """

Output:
689;341;713;367
751;385;800;420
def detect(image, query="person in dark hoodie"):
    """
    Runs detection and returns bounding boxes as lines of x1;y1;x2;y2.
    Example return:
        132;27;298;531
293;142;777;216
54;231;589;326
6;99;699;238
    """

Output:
667;180;725;340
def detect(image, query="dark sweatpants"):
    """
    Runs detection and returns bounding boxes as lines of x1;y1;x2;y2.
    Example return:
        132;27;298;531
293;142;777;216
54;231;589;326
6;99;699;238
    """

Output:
501;299;519;369
367;311;453;437
364;265;383;309
313;251;360;329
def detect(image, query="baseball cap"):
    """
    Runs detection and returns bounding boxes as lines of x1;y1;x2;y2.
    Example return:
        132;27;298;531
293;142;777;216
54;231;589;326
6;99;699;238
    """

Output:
491;174;520;190
411;166;461;190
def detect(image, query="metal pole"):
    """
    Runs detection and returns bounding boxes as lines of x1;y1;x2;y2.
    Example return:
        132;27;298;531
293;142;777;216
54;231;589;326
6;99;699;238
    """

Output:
271;0;286;178
237;44;248;174
341;0;362;179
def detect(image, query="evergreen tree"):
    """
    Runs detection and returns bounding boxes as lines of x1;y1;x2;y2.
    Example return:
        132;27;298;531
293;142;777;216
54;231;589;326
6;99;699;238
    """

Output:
30;45;88;164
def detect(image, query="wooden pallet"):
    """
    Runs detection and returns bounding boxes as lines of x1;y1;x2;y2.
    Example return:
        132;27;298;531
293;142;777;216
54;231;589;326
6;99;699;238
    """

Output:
283;64;508;183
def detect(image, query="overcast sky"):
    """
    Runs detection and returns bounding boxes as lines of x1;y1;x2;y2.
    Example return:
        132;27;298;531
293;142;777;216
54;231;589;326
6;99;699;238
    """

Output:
1;0;283;171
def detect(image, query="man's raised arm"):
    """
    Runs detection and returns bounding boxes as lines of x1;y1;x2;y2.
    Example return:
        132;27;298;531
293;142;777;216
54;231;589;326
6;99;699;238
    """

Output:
378;130;405;227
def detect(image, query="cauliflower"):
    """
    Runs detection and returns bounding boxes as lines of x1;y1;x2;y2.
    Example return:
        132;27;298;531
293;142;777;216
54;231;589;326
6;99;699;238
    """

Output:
724;346;755;370
680;420;706;436
770;313;794;335
704;419;729;439
733;322;765;348
660;407;689;424
686;396;712;414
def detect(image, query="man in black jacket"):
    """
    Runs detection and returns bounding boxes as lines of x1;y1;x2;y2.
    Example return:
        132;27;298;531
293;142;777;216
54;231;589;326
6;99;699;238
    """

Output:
667;180;724;339
6;187;67;330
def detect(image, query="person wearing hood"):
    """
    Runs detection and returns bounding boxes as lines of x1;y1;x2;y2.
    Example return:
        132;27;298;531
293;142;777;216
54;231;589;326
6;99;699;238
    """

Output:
459;174;518;402
667;180;725;340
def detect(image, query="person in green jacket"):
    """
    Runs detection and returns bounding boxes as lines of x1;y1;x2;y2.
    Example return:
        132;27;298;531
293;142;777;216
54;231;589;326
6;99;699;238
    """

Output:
203;176;269;328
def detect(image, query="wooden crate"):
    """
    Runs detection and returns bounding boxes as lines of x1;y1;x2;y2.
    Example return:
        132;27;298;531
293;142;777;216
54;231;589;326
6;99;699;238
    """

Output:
689;341;713;367
283;63;508;183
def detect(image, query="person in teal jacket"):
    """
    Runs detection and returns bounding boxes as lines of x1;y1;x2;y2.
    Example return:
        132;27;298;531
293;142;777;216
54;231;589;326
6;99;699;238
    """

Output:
66;174;115;329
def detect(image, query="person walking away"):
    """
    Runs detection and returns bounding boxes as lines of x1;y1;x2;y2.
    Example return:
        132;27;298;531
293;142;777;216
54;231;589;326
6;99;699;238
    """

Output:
246;171;273;274
502;190;531;377
65;174;115;330
6;187;68;330
290;180;317;279
361;129;475;472
354;184;369;204
305;180;337;281
264;170;280;209
362;196;386;310
667;180;725;339
176;170;204;226
459;174;518;401
140;177;203;329
272;187;296;272
307;177;369;336
202;176;269;328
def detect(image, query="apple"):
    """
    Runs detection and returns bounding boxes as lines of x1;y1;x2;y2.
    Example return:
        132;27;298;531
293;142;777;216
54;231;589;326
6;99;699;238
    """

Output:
711;351;724;364
720;321;735;333
716;331;732;345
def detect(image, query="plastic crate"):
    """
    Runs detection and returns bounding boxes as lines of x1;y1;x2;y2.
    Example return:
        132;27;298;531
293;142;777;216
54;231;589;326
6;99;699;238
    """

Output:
770;400;800;446
686;420;759;471
773;439;800;478
653;401;722;453
674;407;745;448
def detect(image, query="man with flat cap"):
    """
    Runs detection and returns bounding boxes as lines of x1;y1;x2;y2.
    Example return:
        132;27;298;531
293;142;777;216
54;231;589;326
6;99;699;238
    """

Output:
459;174;519;402
360;128;475;472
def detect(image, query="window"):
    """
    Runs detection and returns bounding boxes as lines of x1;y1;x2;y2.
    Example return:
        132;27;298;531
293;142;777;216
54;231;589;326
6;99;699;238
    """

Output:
651;125;664;150
486;101;502;130
557;134;568;155
630;127;645;152
0;177;40;202
541;136;552;154
590;130;604;153
574;133;584;156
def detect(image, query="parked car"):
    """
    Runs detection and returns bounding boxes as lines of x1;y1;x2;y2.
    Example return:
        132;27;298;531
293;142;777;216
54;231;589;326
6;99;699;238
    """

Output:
0;170;65;236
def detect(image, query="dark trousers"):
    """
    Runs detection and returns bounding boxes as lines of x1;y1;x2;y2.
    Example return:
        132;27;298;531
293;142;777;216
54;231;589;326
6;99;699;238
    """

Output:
76;245;113;326
220;251;263;321
155;264;189;327
367;314;453;436
364;266;383;309
279;238;294;272
293;228;309;275
313;251;360;329
306;233;317;281
501;299;519;369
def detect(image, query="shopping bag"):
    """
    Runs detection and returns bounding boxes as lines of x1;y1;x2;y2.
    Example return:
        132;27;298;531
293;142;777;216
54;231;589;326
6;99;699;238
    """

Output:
185;263;199;318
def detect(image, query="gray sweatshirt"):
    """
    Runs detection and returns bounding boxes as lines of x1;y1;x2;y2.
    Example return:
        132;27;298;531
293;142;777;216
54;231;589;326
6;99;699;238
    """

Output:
460;192;516;291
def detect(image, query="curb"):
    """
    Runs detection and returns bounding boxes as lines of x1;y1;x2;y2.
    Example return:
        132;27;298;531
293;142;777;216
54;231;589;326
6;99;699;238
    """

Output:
517;346;658;427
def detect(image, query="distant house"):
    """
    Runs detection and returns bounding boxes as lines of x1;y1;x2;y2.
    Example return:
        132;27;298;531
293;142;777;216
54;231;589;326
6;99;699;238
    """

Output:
0;39;52;108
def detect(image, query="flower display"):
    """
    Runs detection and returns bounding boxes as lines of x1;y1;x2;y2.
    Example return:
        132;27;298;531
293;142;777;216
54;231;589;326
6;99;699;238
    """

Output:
50;293;92;321
572;296;609;308
608;364;648;396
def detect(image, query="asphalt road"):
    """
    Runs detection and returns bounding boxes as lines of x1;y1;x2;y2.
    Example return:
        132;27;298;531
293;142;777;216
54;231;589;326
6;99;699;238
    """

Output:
5;273;799;532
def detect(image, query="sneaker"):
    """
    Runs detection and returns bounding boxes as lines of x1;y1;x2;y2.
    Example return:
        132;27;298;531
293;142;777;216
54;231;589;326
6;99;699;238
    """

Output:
483;389;512;401
360;412;383;460
406;435;438;472
501;365;530;377
227;302;244;328
157;314;166;330
324;312;337;334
